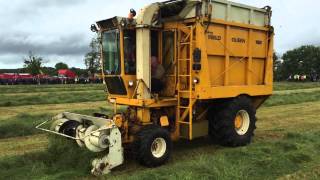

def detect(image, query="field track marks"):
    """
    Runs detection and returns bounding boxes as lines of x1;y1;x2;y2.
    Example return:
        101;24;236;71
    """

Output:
256;101;320;138
274;87;320;95
1;101;320;160
2;90;103;96
0;101;108;120
0;134;48;157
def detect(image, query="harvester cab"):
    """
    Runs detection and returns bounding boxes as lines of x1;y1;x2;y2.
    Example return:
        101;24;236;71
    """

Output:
37;0;274;176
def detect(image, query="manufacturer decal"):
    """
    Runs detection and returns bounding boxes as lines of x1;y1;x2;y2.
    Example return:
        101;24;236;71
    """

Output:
208;34;221;40
232;37;246;43
256;40;263;45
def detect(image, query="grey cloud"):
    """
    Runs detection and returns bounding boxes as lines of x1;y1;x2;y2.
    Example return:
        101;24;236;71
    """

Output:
0;56;24;65
0;33;90;56
11;0;88;19
31;0;86;8
1;0;320;69
0;0;146;68
45;54;86;68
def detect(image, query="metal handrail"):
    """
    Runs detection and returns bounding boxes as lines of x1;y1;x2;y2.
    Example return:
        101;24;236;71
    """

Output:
36;118;114;140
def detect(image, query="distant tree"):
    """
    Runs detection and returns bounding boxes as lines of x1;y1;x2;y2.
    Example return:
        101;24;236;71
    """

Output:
0;68;29;74
273;52;283;81
279;45;320;80
23;51;44;75
55;62;69;70
84;38;100;76
42;67;56;76
70;67;87;77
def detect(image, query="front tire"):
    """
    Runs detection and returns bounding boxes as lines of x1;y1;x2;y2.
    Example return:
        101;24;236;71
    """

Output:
134;125;172;167
209;96;257;147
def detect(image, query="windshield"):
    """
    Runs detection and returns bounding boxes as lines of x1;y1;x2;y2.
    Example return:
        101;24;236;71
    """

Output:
102;30;120;75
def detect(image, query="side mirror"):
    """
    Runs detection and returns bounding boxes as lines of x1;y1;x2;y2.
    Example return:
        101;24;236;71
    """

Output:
91;24;98;33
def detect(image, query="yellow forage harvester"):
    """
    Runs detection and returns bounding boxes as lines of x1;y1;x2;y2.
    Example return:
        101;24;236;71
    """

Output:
37;0;274;175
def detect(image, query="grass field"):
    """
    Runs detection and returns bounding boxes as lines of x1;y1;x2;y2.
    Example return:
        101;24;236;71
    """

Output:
0;83;320;180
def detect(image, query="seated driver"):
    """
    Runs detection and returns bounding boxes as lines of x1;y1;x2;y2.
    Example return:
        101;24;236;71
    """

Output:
151;56;165;93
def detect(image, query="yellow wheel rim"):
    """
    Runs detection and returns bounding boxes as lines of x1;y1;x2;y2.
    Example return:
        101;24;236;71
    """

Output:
234;110;250;135
234;115;243;129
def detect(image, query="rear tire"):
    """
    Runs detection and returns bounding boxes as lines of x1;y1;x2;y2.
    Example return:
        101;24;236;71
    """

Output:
134;125;172;167
209;96;256;147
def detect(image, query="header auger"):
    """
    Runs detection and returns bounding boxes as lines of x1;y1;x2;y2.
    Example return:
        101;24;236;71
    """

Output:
37;112;123;175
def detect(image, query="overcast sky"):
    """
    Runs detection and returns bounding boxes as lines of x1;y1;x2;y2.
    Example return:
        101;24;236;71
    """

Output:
0;0;319;69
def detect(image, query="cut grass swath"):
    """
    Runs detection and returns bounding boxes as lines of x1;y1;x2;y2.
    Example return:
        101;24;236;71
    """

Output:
0;108;113;139
0;84;104;94
274;82;320;91
0;131;319;180
0;91;106;107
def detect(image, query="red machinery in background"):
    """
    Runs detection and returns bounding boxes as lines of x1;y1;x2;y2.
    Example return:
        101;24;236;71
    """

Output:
58;69;77;79
0;69;103;85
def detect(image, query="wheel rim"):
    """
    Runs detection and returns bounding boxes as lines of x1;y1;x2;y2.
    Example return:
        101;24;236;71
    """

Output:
234;110;250;135
151;137;167;158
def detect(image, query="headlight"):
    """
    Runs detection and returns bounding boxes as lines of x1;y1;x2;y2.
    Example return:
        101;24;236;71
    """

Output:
128;80;134;87
193;77;200;84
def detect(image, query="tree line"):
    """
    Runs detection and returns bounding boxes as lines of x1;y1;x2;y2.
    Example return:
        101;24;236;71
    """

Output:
16;38;100;77
274;45;320;81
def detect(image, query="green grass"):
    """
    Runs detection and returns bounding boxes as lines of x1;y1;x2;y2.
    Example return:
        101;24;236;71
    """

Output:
0;136;99;180
274;82;320;91
0;113;50;139
265;91;320;107
0;131;319;180
0;107;113;139
0;83;320;179
110;131;320;180
0;91;106;107
0;84;106;107
1;83;320;108
0;84;104;94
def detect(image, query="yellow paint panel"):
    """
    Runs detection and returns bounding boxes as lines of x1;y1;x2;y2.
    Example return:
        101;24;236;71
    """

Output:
197;85;272;99
228;57;247;86
251;58;265;85
206;25;225;55
229;27;248;57
208;55;225;86
252;30;267;58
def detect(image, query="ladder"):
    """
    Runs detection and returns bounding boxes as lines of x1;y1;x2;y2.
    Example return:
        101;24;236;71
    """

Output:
177;26;195;140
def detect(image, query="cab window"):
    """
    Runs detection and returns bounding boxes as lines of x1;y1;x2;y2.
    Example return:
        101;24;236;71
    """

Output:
124;30;136;75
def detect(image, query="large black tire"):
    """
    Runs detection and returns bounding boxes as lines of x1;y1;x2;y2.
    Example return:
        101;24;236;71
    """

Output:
209;96;256;147
134;125;172;167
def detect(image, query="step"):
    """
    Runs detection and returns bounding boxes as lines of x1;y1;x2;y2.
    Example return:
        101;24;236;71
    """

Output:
178;121;190;125
180;42;191;45
178;106;189;109
178;90;191;93
178;58;191;61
